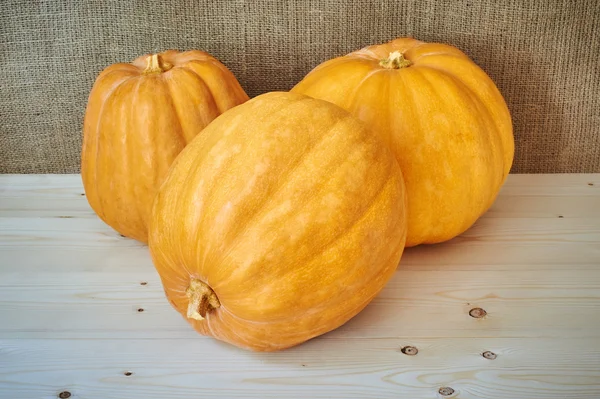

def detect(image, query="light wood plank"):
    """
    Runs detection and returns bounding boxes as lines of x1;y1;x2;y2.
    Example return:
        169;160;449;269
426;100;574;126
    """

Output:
496;173;599;196
1;215;599;247
487;195;600;218
0;217;142;248
1;174;599;398
1;267;599;339
0;174;92;218
1;338;599;399
3;240;600;273
2;174;599;218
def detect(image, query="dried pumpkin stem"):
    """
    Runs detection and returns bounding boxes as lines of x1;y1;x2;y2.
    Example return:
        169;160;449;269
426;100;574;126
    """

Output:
379;51;412;69
185;279;220;321
143;53;173;74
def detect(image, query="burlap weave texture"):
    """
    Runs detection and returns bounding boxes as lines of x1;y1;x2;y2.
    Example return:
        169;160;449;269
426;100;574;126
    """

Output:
1;0;599;173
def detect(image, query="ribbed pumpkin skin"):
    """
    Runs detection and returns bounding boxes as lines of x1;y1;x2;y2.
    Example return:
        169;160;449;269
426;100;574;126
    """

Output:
292;38;514;247
81;50;249;243
148;92;408;351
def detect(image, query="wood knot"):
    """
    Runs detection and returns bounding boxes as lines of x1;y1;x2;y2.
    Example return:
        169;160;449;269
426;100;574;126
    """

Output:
124;371;133;376
483;351;497;360
469;307;487;318
400;346;418;356
58;392;71;399
439;387;455;396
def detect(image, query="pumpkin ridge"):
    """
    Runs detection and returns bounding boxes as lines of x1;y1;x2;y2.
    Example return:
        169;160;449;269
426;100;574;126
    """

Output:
348;69;394;148
421;61;512;179
304;231;406;341
416;66;505;242
183;60;240;114
173;50;211;63
213;115;373;289
175;138;227;276
315;227;405;323
222;140;397;306
218;114;352;260
277;173;397;292
178;63;222;119
421;68;481;244
186;58;232;73
303;55;347;76
418;63;506;199
415;51;468;62
293;57;359;93
223;143;368;287
350;48;380;61
159;72;189;146
95;65;138;82
402;49;459;64
380;72;394;149
445;69;505;194
413;66;483;243
192;99;303;256
347;68;384;107
393;67;431;245
214;219;405;345
175;99;303;275
166;116;240;270
126;77;146;237
90;73;139;221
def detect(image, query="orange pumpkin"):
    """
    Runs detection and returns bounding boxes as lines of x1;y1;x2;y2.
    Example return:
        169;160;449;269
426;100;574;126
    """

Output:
292;38;514;247
148;92;408;351
81;50;249;243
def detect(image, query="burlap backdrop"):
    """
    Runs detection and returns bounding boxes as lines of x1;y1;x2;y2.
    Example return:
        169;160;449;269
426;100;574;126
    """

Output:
1;0;599;173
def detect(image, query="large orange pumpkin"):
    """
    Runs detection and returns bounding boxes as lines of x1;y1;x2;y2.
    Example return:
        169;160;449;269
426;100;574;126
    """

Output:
81;50;249;242
292;38;514;247
148;92;408;351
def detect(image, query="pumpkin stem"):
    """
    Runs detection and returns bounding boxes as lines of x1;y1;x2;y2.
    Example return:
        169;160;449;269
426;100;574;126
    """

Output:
185;279;220;321
379;51;412;69
143;53;173;74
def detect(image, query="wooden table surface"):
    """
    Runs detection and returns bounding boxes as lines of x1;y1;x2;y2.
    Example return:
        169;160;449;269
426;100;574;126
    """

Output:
1;174;599;399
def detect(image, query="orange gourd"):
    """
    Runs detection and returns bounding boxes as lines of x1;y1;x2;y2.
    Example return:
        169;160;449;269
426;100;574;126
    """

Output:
81;50;249;243
148;92;408;351
292;38;514;247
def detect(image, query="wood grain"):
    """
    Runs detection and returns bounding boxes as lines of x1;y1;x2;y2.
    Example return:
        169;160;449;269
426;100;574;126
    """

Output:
0;174;599;399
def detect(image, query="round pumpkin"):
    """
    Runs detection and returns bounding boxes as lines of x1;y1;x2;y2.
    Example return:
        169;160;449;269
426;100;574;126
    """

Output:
148;91;408;351
292;38;514;247
81;50;249;243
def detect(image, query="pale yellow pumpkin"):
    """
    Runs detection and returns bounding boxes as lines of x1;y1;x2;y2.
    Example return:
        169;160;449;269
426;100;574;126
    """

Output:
149;92;408;351
292;38;514;246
